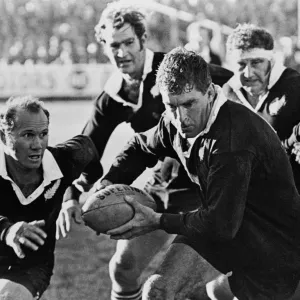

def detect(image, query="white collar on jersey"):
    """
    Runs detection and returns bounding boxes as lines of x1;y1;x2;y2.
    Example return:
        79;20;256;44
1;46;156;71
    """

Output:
173;85;228;157
0;144;63;205
226;56;286;112
103;49;154;111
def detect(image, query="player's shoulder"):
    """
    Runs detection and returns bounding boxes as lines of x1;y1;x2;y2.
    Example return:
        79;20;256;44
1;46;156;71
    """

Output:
93;89;125;115
223;100;266;127
281;67;300;79
215;101;271;143
48;135;99;181
276;67;300;87
49;135;98;164
94;90;112;104
208;64;233;87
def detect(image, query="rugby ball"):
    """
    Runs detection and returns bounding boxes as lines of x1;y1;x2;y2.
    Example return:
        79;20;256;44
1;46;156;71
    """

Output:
81;184;157;234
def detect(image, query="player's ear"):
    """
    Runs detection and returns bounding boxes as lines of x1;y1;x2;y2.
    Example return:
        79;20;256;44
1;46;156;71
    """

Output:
268;58;274;73
207;84;215;102
0;130;6;145
140;33;147;50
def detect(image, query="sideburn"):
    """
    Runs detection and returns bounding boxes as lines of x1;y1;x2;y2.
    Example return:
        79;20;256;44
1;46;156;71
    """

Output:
139;39;144;51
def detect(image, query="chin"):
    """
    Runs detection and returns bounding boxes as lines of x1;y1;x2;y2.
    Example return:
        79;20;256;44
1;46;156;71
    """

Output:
245;85;263;95
27;161;42;169
119;65;133;74
182;131;194;139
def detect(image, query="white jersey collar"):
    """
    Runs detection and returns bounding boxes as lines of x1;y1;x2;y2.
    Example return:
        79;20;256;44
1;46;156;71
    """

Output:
0;144;63;205
103;49;154;111
227;58;286;112
175;85;228;157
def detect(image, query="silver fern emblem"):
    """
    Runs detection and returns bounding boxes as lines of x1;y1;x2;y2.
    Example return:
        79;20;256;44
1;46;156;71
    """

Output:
269;96;286;116
44;179;61;200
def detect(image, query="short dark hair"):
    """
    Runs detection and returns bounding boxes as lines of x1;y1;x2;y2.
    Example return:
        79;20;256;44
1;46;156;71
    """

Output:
0;95;50;133
156;47;212;95
226;23;274;53
94;1;146;44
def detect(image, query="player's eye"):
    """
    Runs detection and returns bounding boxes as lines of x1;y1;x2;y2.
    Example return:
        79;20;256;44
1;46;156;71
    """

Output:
40;131;48;138
24;133;34;138
183;102;193;109
251;59;262;66
125;39;134;46
110;43;120;50
238;62;246;70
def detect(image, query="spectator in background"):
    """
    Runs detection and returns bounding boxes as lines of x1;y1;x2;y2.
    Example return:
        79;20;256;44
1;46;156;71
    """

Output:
22;39;38;65
0;0;106;65
276;36;294;66
53;40;73;65
36;45;48;64
207;23;300;300
47;36;61;64
276;36;300;73
185;20;222;66
55;1;233;300
0;96;101;300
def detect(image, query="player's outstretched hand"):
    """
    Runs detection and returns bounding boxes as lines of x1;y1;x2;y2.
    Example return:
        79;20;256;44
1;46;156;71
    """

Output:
56;200;82;240
94;179;113;192
107;196;161;240
287;123;300;148
292;142;300;164
5;220;47;259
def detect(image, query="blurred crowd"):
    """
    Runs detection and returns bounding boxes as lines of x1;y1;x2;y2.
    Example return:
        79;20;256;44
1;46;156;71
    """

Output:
276;35;300;72
0;0;112;65
1;0;300;72
185;19;300;72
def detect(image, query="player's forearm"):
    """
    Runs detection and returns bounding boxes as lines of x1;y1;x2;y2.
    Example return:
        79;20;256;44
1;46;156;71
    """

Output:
159;209;240;242
81;100;122;161
159;213;185;234
82;126;112;161
282;123;300;152
159;210;219;239
63;185;81;203
80;154;103;185
103;134;163;184
103;154;155;185
72;136;104;189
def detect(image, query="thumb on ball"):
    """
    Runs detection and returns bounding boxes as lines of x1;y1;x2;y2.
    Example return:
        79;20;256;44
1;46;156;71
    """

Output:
124;195;138;208
124;195;143;212
74;211;83;224
124;195;134;202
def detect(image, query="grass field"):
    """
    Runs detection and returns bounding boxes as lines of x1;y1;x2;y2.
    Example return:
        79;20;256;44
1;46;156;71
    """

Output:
10;100;159;300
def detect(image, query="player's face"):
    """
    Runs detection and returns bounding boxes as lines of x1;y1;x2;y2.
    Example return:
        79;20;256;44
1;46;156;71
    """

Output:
163;86;212;138
4;108;49;171
236;56;271;96
103;23;146;79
